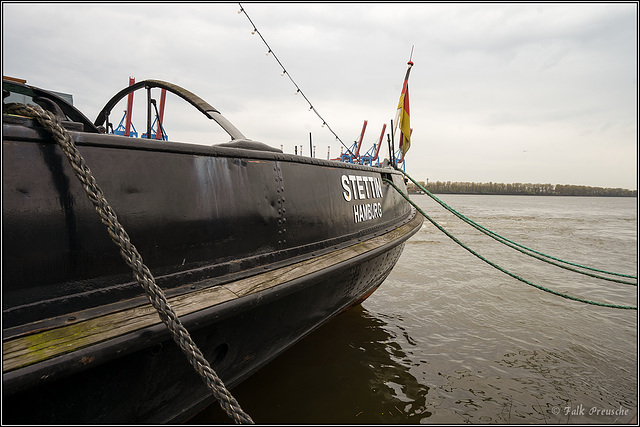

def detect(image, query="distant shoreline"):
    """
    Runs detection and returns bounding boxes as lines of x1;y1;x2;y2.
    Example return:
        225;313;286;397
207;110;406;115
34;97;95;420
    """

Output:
407;181;637;197
408;191;637;197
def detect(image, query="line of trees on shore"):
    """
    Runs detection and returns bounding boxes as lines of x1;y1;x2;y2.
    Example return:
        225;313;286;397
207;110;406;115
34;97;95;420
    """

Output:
407;181;637;197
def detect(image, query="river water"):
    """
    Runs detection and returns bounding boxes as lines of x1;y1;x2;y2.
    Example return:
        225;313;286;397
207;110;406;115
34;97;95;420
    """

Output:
189;195;637;424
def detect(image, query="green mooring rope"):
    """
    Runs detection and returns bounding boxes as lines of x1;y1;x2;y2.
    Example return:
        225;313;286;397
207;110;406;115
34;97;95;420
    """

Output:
400;170;637;282
384;178;637;310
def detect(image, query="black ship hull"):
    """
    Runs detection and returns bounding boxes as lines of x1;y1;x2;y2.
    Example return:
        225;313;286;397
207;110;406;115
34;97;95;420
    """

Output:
2;78;422;423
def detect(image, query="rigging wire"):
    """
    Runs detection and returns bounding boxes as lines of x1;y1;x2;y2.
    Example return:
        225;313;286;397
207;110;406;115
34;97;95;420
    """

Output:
237;3;355;157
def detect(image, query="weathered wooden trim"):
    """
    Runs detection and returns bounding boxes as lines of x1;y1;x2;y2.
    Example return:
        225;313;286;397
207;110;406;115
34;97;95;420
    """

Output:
3;213;420;373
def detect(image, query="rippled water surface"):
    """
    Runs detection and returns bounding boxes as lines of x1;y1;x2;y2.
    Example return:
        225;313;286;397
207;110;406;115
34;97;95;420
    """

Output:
190;195;637;424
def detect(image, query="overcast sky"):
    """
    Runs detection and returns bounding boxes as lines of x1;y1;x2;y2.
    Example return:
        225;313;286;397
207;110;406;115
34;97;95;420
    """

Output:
3;2;638;189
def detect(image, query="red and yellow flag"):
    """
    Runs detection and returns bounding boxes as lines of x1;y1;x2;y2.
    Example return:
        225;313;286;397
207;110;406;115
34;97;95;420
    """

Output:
394;60;413;158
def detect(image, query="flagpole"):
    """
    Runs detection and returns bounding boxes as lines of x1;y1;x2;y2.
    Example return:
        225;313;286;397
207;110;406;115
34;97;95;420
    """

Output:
394;49;414;161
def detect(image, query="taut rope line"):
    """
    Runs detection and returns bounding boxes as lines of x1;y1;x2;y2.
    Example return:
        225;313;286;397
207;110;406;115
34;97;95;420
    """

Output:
401;170;637;282
384;177;636;310
4;103;254;424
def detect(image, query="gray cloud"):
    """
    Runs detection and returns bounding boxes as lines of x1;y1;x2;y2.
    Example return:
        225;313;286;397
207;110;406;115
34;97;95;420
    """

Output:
3;2;636;189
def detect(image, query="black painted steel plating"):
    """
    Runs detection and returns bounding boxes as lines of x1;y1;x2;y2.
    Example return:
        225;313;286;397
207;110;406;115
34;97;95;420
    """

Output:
2;78;422;423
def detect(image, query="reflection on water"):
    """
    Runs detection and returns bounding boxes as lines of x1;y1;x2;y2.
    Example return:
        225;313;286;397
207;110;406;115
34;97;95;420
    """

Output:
189;196;637;424
190;305;430;424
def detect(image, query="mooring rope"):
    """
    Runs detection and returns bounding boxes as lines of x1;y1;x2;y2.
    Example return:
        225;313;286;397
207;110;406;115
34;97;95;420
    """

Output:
384;177;637;310
401;171;637;282
4;103;254;424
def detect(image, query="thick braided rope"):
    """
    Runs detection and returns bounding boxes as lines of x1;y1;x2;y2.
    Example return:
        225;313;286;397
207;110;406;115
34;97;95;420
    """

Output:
5;103;254;424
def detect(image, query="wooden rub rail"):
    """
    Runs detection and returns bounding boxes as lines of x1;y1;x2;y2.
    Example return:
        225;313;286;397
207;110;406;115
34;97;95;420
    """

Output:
3;212;420;373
